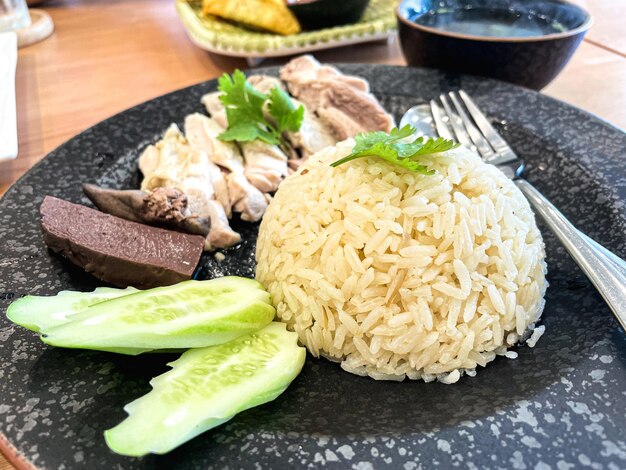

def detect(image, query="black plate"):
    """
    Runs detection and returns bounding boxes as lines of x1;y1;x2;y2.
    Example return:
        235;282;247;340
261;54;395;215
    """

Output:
1;65;625;469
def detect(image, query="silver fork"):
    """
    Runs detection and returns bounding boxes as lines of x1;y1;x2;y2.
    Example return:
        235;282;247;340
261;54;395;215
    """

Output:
402;91;626;327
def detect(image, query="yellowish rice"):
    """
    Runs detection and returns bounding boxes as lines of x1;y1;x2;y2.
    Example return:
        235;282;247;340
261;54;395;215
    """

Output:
255;139;547;383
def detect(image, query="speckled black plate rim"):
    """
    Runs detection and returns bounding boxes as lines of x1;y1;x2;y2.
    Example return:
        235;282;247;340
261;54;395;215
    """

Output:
1;64;626;469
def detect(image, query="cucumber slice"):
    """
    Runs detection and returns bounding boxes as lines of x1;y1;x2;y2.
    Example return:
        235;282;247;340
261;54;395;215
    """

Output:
104;322;305;456
39;277;275;354
6;286;138;333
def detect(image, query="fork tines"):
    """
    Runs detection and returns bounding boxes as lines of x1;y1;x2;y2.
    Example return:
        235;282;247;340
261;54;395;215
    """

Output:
430;90;517;166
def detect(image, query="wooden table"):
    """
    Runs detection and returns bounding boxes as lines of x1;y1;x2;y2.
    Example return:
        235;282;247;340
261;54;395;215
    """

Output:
1;0;624;468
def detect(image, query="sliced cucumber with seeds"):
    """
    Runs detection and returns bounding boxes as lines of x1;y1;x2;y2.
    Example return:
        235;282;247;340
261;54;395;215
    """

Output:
7;286;138;333
30;277;274;354
104;322;305;456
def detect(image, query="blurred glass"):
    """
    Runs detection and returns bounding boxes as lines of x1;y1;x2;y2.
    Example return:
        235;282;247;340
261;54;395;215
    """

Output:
0;0;31;32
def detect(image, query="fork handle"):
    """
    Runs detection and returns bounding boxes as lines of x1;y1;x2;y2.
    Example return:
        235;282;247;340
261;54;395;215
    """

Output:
514;179;626;328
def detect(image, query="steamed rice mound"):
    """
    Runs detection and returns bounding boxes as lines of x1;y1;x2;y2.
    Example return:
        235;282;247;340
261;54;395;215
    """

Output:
256;139;547;383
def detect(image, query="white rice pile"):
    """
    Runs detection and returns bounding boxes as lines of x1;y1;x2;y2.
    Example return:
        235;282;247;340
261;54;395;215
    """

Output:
256;140;547;383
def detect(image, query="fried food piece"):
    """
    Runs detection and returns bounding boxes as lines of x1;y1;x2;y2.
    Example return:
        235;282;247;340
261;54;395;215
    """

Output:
202;0;301;35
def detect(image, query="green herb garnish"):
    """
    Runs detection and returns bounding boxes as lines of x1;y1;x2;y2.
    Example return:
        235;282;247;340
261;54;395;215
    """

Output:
330;125;459;174
217;70;304;146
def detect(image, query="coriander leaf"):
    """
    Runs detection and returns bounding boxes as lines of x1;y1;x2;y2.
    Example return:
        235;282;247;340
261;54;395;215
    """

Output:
268;87;304;134
409;136;461;156
349;125;418;157
217;70;277;144
216;70;304;145
218;121;278;145
388;124;418;140
330;125;459;174
350;125;412;153
352;142;433;175
218;70;267;123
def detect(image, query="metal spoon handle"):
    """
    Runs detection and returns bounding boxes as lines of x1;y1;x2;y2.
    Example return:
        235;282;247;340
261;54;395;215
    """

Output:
514;179;626;328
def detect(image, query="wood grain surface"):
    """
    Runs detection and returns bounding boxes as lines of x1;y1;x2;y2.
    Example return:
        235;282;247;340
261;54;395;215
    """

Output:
1;0;625;468
569;0;626;56
0;457;11;470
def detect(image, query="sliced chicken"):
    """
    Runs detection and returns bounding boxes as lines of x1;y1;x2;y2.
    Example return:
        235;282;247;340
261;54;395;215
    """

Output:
241;140;288;193
316;108;363;141
200;92;228;129
204;77;334;163
287;102;337;158
185;113;243;174
280;55;394;140
320;82;394;136
205;200;241;250
247;77;336;160
226;173;266;222
287;159;304;171
247;74;285;94
184;112;239;215
139;125;188;189
138;124;240;250
279;55;369;108
184;113;268;222
205;158;231;217
137;144;161;178
201;92;290;194
318;69;369;92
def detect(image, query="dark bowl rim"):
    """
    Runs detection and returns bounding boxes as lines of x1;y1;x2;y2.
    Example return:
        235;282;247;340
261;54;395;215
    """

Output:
395;0;593;43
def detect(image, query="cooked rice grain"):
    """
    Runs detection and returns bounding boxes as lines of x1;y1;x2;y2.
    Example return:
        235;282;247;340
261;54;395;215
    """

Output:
256;140;548;383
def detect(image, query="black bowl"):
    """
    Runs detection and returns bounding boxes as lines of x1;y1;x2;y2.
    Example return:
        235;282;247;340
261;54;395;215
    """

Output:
397;0;593;90
287;0;371;30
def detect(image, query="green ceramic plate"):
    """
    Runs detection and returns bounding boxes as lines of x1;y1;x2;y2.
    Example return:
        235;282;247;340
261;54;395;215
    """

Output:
175;0;397;58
